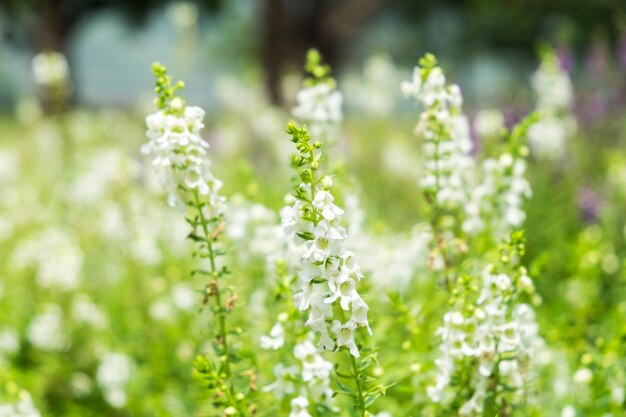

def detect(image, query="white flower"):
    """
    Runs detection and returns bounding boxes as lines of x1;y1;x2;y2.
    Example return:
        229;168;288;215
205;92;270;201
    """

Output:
72;295;107;329
27;304;66;351
97;353;133;408
260;322;285;350
170;284;196;311
263;364;298;399
0;388;42;417
32;51;69;86
474;109;505;139
529;51;575;160
561;405;576;417
0;328;19;360
283;175;370;358
611;386;625;405
573;368;593;384
331;320;359;357
289;396;312;417
292;83;343;126
143;102;225;216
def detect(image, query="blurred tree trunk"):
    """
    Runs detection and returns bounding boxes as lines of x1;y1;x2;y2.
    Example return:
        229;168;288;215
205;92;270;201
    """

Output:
260;0;382;106
260;0;337;106
39;0;68;52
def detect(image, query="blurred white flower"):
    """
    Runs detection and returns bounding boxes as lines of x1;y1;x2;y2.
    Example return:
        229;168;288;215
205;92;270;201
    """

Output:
0;387;42;417
474;109;506;139
171;284;196;311
27;304;67;351
32;51;69;87
72;295;107;329
97;352;133;408
561;405;576;417
573;367;593;384
289;396;312;417
10;228;82;291
0;328;20;358
260;322;285;350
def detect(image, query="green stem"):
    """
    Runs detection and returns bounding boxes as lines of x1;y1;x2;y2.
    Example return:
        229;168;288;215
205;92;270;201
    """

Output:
193;190;230;377
339;309;366;416
349;353;366;416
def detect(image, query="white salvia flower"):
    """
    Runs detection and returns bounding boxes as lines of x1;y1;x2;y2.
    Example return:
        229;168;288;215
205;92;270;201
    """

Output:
170;283;196;311
289;396;313;417
166;1;198;28
260;322;285;350
72;295;107;329
474;109;506;140
263;364;298;399
10;228;83;291
96;352;133;408
403;57;474;211
528;51;576;159
292;51;343;144
292;83;343;125
32;51;69;87
573;368;593;384
283;183;371;357
143;105;226;215
527;116;575;159
428;262;543;411
463;155;532;236
0;388;42;417
0;147;20;185
0;328;20;358
610;386;625;405
561;405;577;417
27;304;67;351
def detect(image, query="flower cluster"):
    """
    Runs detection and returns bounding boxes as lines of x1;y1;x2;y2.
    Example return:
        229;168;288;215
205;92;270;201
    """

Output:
31;51;69;88
428;234;542;415
96;352;133;408
528;50;576;159
264;336;335;416
143;64;255;415
281;122;371;358
142;63;225;216
463;152;532;235
0;384;41;417
26;304;67;351
402;53;473;209
10;228;83;291
291;49;343;141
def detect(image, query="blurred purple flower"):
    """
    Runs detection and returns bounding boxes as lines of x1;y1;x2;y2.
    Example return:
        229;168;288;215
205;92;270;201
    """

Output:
617;31;626;70
556;46;574;74
577;186;601;223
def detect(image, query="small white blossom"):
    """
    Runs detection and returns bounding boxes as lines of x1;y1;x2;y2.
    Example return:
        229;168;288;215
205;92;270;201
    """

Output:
27;304;67;351
289;396;312;417
260;322;285;350
32;51;69;87
96;352;133;408
528;51;576;159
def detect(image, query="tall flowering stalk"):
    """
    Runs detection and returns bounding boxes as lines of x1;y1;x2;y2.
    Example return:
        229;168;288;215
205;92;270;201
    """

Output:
262;50;347;417
403;54;543;415
463;115;537;240
282;120;379;415
291;49;343;144
427;232;542;416
527;48;576;160
402;53;474;286
142;63;254;415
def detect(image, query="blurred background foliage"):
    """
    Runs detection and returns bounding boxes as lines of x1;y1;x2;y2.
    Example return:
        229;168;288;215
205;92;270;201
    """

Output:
1;0;626;108
0;1;625;416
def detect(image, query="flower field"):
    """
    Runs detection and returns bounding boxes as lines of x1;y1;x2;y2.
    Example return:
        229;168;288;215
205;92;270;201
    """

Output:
0;37;626;417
